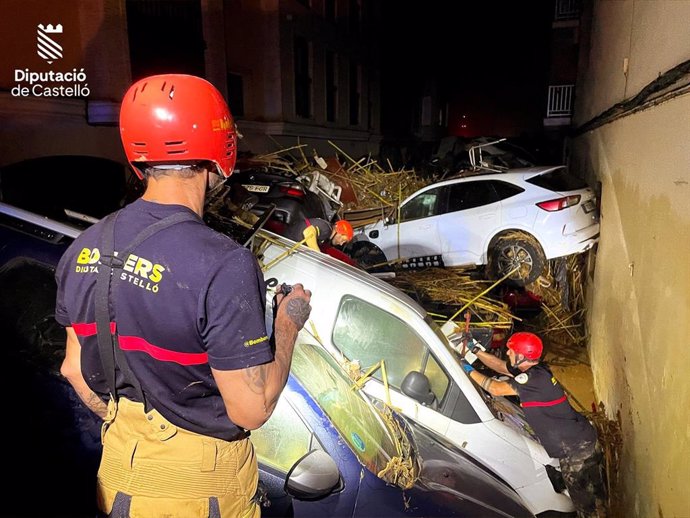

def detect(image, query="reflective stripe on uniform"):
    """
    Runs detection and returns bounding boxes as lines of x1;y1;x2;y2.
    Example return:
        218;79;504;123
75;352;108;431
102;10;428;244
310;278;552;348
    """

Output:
72;321;209;366
521;394;568;408
118;335;208;365
73;321;116;336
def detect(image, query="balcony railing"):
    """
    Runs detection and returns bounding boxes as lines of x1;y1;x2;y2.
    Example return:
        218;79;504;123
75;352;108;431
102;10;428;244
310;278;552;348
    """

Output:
546;84;574;117
554;0;580;21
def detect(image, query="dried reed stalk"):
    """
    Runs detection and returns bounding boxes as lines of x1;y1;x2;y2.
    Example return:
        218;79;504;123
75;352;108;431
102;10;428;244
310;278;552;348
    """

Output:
389;268;515;327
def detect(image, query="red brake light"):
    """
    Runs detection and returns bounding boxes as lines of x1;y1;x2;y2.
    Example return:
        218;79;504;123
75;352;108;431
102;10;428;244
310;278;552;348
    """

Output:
279;184;305;197
536;195;580;212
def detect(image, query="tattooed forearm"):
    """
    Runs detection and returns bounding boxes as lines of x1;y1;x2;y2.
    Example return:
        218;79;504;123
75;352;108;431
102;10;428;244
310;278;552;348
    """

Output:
233;288;311;425
75;388;108;419
480;376;493;391
243;364;268;395
285;298;311;328
241;322;298;416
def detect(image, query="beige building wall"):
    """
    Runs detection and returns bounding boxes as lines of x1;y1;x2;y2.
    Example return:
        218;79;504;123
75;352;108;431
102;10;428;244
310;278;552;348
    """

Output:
570;2;690;516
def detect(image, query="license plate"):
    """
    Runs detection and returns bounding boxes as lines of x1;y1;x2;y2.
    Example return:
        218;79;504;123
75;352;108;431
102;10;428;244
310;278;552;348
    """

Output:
242;184;270;193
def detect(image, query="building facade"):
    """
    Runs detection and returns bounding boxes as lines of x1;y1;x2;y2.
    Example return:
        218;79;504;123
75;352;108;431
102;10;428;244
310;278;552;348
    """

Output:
0;0;382;168
223;0;382;158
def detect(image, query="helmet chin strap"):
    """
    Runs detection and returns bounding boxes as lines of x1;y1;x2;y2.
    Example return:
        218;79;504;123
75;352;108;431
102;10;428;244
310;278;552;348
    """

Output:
206;169;226;194
513;354;529;368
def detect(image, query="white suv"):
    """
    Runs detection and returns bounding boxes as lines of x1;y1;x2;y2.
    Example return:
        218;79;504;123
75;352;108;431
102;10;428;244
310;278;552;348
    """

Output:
261;235;576;515
356;166;599;283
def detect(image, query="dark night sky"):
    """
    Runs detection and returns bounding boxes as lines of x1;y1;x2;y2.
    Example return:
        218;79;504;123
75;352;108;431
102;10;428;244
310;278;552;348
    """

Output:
380;2;554;139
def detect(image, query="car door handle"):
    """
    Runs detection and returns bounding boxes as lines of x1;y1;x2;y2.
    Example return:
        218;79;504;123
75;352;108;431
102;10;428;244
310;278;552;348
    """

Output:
479;214;494;220
417;225;431;230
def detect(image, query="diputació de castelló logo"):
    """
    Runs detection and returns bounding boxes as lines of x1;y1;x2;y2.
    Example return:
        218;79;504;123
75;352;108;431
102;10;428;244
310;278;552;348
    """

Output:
11;22;90;98
37;23;63;64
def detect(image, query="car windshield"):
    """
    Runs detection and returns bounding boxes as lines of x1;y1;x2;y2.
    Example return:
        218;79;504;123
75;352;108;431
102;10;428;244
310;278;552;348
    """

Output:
291;341;417;485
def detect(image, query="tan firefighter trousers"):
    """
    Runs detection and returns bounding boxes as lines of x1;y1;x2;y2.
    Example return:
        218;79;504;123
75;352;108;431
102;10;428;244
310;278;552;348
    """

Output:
97;397;259;518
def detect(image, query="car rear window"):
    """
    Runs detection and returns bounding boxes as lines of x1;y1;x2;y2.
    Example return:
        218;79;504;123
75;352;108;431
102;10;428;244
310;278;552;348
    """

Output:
525;168;587;192
491;181;524;201
447;181;498;212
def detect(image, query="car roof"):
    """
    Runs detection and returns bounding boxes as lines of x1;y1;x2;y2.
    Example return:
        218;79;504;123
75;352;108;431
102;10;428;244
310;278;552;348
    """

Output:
430;165;565;190
258;230;428;319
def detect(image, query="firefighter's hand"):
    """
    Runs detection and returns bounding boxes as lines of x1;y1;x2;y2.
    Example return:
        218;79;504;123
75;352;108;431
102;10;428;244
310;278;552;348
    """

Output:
470;339;486;354
460;359;475;374
276;283;312;330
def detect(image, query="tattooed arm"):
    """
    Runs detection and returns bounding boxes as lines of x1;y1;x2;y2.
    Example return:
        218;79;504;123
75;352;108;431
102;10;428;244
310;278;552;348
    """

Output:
474;350;512;376
60;327;108;419
212;284;312;430
468;369;517;397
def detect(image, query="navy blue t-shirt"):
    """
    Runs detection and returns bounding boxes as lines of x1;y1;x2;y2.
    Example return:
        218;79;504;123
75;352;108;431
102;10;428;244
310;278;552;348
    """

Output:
507;363;596;457
55;199;273;440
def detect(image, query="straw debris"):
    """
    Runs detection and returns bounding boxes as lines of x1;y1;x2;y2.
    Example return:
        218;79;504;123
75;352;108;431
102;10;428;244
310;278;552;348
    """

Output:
387;267;515;329
526;252;590;345
586;402;623;517
245;141;433;216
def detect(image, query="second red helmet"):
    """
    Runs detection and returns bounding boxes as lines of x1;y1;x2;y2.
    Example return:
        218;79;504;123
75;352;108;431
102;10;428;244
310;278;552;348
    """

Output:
506;332;543;360
119;74;237;179
334;220;354;240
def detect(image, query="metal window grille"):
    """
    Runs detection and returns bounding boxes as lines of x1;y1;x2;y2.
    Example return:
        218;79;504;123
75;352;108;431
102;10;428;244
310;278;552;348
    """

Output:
554;0;580;21
547;84;574;117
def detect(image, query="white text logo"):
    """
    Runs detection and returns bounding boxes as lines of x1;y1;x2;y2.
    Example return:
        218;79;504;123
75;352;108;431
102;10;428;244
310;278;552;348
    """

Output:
12;22;90;98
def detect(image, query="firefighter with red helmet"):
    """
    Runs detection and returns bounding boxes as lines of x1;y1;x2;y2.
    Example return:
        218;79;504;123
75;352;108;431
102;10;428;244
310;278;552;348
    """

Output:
461;332;606;517
57;74;311;517
284;217;357;265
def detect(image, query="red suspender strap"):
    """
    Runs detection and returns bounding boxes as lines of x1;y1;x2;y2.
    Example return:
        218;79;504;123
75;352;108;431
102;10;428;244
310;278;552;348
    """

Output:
521;395;568;408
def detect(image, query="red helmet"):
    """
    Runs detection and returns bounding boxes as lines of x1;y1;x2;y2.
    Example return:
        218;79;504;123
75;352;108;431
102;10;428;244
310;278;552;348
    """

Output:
507;332;543;360
119;74;237;179
334;220;354;240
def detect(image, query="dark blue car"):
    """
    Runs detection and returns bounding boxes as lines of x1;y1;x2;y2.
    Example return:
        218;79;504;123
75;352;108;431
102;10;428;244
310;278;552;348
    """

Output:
254;341;534;517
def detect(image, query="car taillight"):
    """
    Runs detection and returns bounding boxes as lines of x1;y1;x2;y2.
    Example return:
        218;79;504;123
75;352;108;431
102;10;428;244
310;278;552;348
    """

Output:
536;195;581;212
279;184;305;197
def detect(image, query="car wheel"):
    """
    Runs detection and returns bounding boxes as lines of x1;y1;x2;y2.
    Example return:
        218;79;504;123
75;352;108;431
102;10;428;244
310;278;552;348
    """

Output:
489;233;546;285
347;241;389;269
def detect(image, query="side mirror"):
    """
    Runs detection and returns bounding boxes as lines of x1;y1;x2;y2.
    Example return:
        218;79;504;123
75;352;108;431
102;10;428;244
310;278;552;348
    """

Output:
401;371;437;408
285;449;340;500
